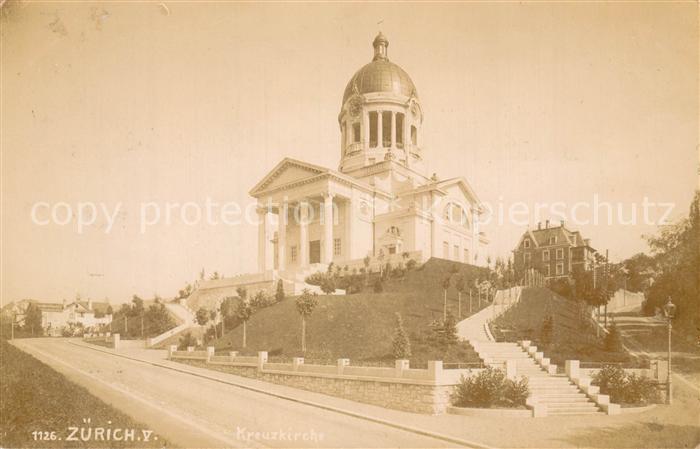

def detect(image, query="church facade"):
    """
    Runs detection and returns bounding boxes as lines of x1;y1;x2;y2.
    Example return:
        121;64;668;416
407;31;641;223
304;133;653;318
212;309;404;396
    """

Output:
249;33;489;276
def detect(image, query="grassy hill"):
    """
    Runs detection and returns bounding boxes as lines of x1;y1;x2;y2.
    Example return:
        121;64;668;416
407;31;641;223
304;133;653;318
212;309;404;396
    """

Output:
212;258;491;366
490;287;640;366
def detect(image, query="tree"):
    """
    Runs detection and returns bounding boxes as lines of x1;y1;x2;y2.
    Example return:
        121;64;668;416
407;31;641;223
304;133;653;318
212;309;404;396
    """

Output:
219;296;235;336
236;286;248;301
210;271;221;280
392;313;411;359
275;280;286;302
195;307;209;326
235;300;253;348
454;275;466;319
295;289;319;353
144;303;176;336
131;295;145;317
377;249;386;277
24;303;43;336
209;309;218;338
604;321;623;352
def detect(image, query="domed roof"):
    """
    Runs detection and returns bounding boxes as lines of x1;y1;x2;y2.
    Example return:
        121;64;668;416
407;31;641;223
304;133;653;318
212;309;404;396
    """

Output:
342;33;418;105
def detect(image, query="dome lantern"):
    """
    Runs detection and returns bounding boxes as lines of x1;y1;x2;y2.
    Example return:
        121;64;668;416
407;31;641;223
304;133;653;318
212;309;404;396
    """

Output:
372;32;389;61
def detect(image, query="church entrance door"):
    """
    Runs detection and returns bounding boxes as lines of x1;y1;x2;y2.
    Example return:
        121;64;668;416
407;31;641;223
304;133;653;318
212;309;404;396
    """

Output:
309;240;321;264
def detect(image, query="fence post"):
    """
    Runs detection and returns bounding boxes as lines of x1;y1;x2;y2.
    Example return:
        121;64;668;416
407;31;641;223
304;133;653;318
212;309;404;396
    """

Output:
292;357;304;371
565;360;580;379
206;346;215;362
168;345;177;359
229;351;239;362
257;351;268;371
427;361;443;382
187;346;194;352
112;333;120;350
395;359;409;378
337;358;350;375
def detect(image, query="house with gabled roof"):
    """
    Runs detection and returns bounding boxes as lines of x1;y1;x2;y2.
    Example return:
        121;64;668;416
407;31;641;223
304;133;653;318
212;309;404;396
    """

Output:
513;220;596;281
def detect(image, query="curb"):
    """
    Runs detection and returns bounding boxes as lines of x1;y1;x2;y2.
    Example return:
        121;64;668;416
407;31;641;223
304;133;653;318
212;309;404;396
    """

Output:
69;341;493;449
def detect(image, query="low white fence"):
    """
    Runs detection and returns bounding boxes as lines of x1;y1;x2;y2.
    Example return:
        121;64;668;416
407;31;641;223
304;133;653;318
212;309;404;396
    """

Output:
83;332;120;349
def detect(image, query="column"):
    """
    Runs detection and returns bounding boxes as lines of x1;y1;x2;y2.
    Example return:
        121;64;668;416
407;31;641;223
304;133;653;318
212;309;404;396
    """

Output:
322;193;334;264
390;112;396;149
345;196;353;260
278;202;287;271
363;111;370;147
299;201;309;266
257;207;268;272
377;110;383;148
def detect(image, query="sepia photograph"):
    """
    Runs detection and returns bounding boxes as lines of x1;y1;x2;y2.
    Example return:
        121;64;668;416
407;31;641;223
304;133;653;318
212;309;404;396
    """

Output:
1;1;698;448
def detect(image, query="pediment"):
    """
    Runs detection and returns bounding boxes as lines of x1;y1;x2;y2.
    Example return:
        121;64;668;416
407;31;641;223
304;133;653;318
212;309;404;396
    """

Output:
249;158;329;196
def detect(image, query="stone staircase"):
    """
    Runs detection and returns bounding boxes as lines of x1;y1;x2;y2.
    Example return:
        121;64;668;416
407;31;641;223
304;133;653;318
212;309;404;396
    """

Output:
471;341;603;416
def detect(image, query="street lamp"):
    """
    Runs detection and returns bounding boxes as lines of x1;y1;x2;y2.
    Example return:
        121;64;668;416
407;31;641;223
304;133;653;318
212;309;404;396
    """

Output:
663;297;676;405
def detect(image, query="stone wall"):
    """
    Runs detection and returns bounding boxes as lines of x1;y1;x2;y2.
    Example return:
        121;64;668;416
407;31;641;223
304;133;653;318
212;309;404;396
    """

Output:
83;332;120;349
170;347;472;414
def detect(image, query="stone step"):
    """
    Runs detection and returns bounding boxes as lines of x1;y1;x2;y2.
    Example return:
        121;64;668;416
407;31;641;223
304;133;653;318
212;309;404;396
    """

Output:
537;396;591;403
547;409;603;416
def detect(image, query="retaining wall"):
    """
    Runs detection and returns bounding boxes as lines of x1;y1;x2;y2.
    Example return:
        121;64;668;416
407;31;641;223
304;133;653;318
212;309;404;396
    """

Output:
83;332;120;349
169;347;478;414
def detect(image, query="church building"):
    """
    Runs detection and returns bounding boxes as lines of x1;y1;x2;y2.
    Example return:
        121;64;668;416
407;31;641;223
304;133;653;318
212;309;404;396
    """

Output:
249;33;489;276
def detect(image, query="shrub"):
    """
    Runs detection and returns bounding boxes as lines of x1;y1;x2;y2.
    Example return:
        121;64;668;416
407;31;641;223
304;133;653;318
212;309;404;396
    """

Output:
250;290;273;309
320;278;336;294
304;272;327;286
451;367;529;408
275;280;285;302
178;331;197;350
373;279;384;293
406;259;417;270
592;365;660;405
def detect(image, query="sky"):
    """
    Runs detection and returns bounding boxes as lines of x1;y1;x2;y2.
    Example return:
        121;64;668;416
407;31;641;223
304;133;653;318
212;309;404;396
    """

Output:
2;2;698;304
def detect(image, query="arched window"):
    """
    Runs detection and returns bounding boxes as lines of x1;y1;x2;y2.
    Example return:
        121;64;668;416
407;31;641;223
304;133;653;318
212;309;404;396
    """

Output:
352;122;361;143
443;202;471;229
411;125;418;145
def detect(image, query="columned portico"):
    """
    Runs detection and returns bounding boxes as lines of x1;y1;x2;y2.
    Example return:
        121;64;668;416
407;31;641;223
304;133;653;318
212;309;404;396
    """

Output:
278;202;287;271
257;207;274;273
299;201;310;266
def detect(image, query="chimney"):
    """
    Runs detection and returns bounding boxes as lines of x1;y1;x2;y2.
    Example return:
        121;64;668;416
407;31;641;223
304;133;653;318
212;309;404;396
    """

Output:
537;222;541;230
545;220;550;229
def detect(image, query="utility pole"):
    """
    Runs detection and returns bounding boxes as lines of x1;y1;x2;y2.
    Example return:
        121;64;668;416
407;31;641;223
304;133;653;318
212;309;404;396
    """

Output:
141;313;144;338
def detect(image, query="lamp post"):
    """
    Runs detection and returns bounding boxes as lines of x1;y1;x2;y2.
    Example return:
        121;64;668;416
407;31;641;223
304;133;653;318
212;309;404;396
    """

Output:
663;297;676;405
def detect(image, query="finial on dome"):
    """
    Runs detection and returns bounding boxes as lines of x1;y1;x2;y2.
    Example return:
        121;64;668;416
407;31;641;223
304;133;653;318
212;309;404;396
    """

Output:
373;32;389;61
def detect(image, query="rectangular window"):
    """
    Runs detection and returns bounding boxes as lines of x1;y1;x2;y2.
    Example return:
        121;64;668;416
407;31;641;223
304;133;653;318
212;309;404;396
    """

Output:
453;245;459;261
382;111;392;147
396;113;404;147
369;112;378;147
290;245;297;262
388;245;397;255
464;248;469;263
411;125;417;145
556;263;564;275
352;123;361;143
524;239;531;248
443;241;449;258
333;238;341;256
556;248;564;259
545;265;551;276
550;236;557;244
543;250;550;261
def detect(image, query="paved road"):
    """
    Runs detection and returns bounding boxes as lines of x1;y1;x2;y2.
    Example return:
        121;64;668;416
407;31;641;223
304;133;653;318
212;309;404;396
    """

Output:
11;339;457;448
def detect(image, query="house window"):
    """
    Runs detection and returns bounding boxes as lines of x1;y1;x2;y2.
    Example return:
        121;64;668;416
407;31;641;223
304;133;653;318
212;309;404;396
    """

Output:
333;238;341;256
369;112;378;147
290;245;297;262
443;241;449;258
388;245;397;255
556;248;564;259
550;236;557;244
545;265;551;276
411;125;417;145
352;123;361;143
543;250;550;261
464;248;469;263
453;245;459;261
396;113;404;147
556;263;564;275
524;239;531;249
